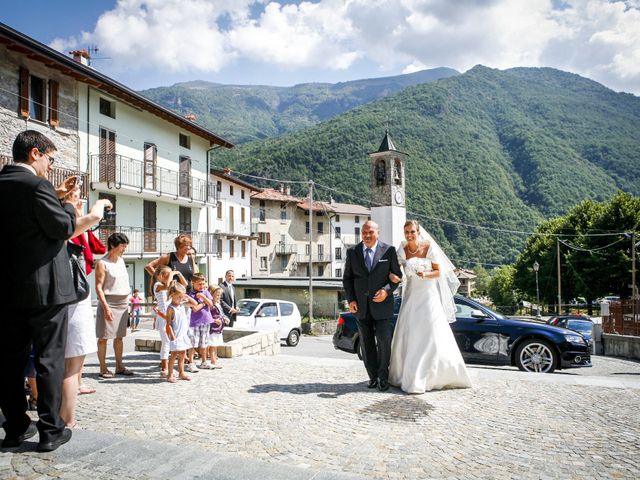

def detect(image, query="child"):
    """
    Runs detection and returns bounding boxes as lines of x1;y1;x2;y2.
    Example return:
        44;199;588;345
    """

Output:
153;266;186;376
187;273;214;371
129;289;142;331
165;281;198;383
208;286;230;369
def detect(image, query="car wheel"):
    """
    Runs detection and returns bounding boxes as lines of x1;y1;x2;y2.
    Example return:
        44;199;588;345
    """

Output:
515;339;556;373
286;329;300;346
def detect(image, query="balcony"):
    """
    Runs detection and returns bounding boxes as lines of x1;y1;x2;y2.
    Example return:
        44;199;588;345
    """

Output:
0;155;89;199
213;220;252;238
275;243;298;255
337;234;359;246
96;225;220;257
90;154;218;205
296;253;333;264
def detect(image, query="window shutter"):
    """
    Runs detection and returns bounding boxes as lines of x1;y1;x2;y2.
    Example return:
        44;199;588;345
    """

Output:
266;232;271;246
48;80;59;126
19;66;29;117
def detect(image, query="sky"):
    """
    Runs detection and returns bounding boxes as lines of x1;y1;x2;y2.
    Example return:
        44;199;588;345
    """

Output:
1;0;639;94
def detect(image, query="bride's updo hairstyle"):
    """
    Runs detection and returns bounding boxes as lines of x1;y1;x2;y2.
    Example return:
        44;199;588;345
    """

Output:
404;219;420;231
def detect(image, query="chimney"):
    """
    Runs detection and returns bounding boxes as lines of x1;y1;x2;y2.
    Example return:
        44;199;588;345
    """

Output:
285;186;291;195
69;49;90;66
279;184;285;193
185;113;197;121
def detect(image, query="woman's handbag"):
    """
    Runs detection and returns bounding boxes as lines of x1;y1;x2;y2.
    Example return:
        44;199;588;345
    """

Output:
67;241;90;302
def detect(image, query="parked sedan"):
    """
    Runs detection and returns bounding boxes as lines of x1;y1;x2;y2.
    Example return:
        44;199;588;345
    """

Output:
546;315;594;348
235;298;302;346
333;295;591;373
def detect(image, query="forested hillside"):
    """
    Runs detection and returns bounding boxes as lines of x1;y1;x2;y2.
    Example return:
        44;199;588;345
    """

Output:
211;66;640;267
140;68;459;143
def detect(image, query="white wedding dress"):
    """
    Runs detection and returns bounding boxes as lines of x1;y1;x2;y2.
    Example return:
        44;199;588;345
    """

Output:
389;247;472;393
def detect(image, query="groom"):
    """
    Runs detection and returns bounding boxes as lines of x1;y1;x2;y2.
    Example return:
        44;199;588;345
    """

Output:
343;221;402;391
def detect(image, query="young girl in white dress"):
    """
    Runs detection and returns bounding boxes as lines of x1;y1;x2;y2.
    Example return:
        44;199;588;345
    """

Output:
153;266;186;377
389;220;472;393
164;281;198;383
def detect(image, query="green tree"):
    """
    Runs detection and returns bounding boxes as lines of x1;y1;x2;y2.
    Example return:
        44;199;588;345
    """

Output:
487;265;518;314
472;264;492;296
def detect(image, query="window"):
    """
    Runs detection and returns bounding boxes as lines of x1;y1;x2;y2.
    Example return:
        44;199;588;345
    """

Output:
335;215;340;222
335;247;342;260
280;256;288;270
217;181;222;194
318;265;325;276
229;240;235;258
305;244;310;255
316;211;323;216
355;226;360;237
99;97;115;118
259;200;266;222
245;288;261;298
335;268;342;277
19;67;59;126
355;215;360;224
280;303;294;316
241;207;246;223
258;303;278;317
241;190;245;199
229;206;235;231
317;222;324;234
318;244;324;260
229;185;234;196
258;232;270;246
241;240;246;257
305;221;310;234
306;265;310;276
335;226;341;239
179;206;191;233
260;256;268;270
217;238;223;256
217;202;222;219
143;200;157;252
280;203;287;223
179;133;191;149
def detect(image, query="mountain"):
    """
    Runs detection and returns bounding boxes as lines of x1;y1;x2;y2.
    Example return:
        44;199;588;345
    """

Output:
139;68;459;143
211;66;640;267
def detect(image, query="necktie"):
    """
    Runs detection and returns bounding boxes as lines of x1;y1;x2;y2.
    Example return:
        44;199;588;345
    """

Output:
365;248;373;271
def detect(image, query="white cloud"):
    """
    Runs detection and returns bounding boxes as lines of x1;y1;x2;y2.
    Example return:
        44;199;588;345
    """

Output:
49;0;640;93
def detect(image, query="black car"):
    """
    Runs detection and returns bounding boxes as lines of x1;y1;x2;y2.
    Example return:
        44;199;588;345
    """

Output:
546;315;595;348
333;295;591;373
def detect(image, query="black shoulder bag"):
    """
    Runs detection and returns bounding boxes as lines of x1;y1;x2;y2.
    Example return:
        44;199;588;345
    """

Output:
67;242;90;302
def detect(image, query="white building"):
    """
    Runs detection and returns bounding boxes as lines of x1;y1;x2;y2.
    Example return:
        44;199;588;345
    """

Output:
0;24;234;296
209;169;261;284
327;201;371;278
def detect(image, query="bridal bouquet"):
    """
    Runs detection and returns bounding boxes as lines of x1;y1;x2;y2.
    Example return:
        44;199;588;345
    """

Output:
406;258;431;277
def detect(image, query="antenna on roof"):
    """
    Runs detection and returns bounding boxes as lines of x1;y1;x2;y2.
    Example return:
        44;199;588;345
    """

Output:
86;45;111;66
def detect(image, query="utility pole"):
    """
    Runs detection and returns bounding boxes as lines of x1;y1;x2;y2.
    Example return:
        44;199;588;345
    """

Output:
308;180;314;323
633;232;637;322
557;237;562;314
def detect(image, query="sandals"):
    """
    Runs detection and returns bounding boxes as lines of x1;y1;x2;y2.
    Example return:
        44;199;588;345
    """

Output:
115;368;134;376
78;385;96;395
99;371;114;379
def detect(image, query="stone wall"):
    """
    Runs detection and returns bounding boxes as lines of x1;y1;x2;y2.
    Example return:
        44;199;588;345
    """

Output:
0;44;79;167
135;328;281;358
603;334;640;360
302;320;338;335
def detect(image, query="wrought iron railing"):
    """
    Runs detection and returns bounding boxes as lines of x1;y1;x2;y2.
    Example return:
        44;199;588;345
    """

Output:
90;154;218;204
1;154;89;199
296;253;333;263
95;225;220;257
275;243;298;255
603;299;640;336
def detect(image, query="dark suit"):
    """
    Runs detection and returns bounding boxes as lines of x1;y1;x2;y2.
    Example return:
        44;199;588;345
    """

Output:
0;165;76;442
219;281;237;327
343;241;401;382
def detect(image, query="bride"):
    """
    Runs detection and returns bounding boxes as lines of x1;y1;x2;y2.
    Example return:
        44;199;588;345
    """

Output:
388;220;472;393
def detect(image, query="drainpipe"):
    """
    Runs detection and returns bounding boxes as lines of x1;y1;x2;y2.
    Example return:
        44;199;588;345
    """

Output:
206;145;223;283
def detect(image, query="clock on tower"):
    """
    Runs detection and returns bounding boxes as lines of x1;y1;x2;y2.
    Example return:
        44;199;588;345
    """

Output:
369;130;408;247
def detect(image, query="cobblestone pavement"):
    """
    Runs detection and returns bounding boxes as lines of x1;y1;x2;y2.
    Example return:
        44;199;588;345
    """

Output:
3;347;640;479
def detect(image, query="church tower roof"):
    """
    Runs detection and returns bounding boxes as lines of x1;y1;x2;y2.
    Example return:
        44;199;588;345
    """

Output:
377;130;396;152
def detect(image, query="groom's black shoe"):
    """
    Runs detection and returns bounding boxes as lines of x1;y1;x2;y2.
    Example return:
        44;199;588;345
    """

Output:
2;423;37;448
377;379;390;392
367;379;378;389
37;428;72;452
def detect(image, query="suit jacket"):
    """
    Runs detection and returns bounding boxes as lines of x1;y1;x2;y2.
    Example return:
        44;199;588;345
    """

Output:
219;280;237;323
342;241;402;320
0;165;77;307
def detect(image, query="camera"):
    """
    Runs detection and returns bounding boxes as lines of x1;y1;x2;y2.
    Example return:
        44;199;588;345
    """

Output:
103;207;116;219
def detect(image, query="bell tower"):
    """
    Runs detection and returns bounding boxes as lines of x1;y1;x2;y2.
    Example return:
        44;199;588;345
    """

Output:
369;130;407;247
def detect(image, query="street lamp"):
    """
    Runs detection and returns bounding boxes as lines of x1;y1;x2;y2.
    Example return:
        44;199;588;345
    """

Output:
533;261;541;319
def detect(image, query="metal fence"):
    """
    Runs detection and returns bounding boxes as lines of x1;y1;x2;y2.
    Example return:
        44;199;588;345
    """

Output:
603;300;640;336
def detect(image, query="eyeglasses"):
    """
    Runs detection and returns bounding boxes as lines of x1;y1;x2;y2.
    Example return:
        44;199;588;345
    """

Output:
39;150;55;165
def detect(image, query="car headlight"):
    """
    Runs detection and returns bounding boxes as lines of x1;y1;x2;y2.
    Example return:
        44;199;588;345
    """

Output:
565;334;586;344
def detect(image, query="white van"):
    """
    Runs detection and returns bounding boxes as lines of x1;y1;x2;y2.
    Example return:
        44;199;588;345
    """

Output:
235;299;302;346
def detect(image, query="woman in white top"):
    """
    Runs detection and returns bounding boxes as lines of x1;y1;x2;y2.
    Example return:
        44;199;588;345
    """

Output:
95;233;133;378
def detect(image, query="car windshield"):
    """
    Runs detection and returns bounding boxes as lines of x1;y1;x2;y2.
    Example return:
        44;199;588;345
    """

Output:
454;296;505;320
567;320;593;333
237;300;260;316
